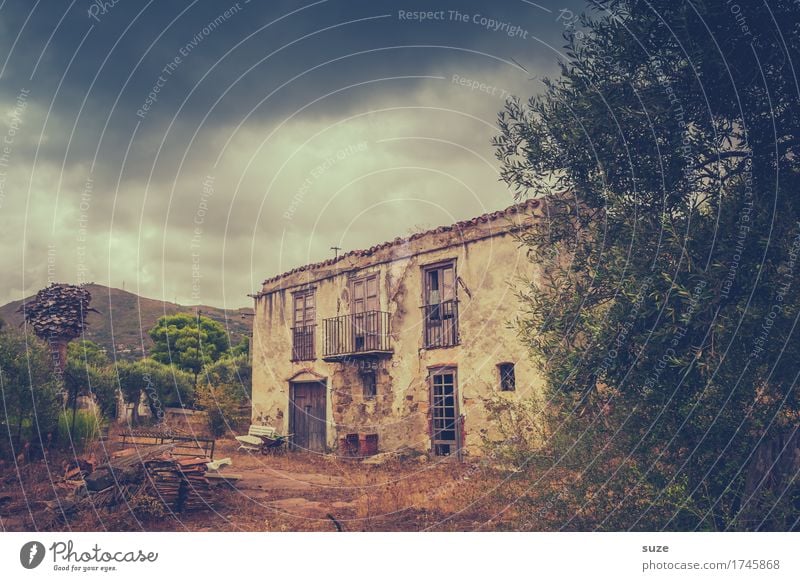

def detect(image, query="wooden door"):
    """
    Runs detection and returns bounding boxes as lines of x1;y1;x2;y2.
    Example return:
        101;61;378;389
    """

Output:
290;381;327;452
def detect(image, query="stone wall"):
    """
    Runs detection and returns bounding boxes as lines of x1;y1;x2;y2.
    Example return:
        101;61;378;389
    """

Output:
251;201;546;456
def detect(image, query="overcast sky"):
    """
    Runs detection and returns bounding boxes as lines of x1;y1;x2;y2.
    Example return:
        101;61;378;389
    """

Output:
0;0;586;309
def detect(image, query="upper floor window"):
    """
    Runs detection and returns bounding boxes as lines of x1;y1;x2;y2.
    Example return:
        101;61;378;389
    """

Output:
498;362;516;391
292;289;315;360
351;274;379;314
422;261;459;348
351;274;381;352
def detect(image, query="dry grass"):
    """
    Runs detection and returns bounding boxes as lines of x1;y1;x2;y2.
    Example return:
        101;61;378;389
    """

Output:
1;434;522;532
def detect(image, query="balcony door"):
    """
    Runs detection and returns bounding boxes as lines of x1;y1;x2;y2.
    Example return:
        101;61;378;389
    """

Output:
292;289;315;360
423;261;458;348
351;274;379;351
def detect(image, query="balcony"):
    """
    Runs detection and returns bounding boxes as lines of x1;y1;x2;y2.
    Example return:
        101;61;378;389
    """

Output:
323;311;392;361
291;324;316;361
422;299;459;348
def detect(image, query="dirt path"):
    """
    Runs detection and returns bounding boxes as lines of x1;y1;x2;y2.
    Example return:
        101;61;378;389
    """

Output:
2;440;511;531
232;464;357;520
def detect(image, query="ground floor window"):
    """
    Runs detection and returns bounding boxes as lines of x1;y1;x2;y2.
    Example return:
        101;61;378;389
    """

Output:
498;362;516;391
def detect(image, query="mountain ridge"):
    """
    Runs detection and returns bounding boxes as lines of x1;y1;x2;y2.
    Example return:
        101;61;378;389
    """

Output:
0;283;253;359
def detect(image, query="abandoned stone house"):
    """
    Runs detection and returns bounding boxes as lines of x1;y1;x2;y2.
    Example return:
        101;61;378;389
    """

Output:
250;199;545;457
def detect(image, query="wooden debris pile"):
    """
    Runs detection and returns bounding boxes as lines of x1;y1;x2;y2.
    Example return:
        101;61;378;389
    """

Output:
145;456;211;512
18;283;97;339
55;456;96;492
48;445;216;522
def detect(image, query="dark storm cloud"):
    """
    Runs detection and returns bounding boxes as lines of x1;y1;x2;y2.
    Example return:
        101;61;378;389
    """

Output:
0;0;586;308
2;0;577;130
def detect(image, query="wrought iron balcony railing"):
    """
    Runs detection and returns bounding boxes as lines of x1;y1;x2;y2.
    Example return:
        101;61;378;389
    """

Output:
291;324;316;361
422;299;459;348
323;310;392;360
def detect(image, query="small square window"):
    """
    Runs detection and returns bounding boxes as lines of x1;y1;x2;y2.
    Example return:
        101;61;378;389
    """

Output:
498;363;516;392
362;371;377;398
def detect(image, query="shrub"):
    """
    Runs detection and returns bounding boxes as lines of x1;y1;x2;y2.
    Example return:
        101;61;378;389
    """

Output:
196;382;248;437
0;328;61;459
57;409;105;446
196;355;251;436
482;393;699;531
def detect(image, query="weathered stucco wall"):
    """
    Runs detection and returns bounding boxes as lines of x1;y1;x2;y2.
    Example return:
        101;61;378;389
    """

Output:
251;201;545;456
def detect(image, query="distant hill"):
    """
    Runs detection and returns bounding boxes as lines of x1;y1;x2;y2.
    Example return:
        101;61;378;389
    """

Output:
0;284;253;360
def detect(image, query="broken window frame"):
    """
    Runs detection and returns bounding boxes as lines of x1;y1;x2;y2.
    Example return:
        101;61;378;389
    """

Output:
498;362;516;392
421;260;459;349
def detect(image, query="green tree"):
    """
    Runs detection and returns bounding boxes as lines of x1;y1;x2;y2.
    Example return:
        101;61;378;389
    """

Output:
231;335;250;358
64;340;117;421
494;0;800;530
69;339;109;368
148;313;230;387
115;358;193;425
18;283;97;373
0;327;61;457
19;283;98;441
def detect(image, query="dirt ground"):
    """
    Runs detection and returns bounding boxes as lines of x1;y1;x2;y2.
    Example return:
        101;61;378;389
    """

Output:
0;437;521;532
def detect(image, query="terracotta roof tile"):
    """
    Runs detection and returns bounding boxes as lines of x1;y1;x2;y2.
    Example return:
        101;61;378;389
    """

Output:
260;198;539;287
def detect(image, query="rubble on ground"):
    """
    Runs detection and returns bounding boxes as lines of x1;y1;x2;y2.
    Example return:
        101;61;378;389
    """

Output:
45;444;223;524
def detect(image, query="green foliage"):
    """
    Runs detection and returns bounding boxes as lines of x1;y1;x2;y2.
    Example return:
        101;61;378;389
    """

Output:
57;409;104;444
115;358;194;424
68;339;109;367
64;340;117;420
204;353;251;395
0;327;61;457
232;335;249;358
494;0;800;530
148;313;231;384
196;354;251;436
483;395;699;530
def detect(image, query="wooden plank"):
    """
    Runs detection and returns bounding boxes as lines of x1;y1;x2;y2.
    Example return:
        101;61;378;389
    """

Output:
176;457;209;467
205;472;242;481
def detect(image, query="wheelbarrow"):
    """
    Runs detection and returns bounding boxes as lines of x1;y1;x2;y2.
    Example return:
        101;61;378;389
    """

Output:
259;433;291;454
